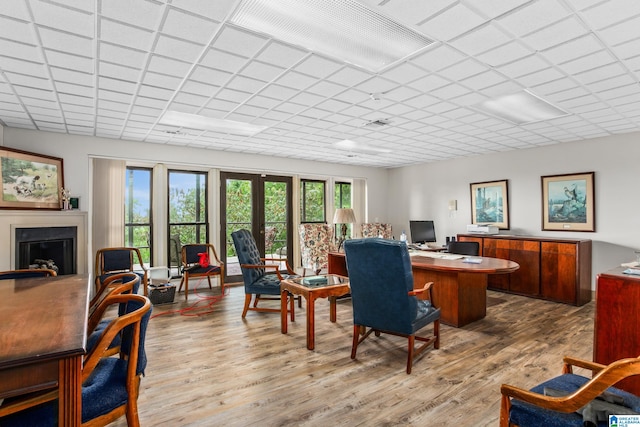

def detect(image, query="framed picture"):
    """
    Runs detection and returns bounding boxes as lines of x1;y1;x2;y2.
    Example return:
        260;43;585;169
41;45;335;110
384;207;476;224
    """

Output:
0;147;64;210
470;179;510;229
541;172;595;232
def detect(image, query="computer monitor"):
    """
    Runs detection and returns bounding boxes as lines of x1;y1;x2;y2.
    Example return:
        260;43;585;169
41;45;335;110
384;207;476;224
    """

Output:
409;220;436;244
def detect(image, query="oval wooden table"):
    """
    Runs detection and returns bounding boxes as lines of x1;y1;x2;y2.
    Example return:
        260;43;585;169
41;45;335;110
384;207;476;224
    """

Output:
328;251;519;327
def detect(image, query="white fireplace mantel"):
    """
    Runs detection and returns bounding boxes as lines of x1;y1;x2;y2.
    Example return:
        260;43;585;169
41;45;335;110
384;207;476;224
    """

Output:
0;210;88;274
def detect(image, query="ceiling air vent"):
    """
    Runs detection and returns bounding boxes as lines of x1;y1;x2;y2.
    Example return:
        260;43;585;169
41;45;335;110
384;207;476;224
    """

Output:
365;118;392;127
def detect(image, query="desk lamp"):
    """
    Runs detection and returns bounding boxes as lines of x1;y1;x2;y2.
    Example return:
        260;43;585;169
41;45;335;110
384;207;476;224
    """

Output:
333;208;356;252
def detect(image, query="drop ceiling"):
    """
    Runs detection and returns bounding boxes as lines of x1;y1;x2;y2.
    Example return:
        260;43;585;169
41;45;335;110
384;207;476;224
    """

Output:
0;0;639;168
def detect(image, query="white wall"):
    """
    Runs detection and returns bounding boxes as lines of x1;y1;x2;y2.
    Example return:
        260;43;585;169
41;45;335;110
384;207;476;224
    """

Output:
388;132;640;288
2;128;391;262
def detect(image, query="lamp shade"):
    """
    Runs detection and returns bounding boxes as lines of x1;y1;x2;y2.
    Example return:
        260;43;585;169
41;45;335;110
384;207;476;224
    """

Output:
333;208;356;224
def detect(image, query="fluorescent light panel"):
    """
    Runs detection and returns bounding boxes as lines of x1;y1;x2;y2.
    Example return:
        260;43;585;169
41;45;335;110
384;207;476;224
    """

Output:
160;111;267;136
335;139;391;154
229;0;435;72
476;90;569;125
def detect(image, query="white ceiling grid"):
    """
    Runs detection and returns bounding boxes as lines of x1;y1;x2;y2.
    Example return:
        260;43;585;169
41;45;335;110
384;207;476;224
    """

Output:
0;0;639;167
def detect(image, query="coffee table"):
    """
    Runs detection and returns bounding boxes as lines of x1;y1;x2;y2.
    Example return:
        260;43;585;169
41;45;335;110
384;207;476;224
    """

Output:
280;274;349;350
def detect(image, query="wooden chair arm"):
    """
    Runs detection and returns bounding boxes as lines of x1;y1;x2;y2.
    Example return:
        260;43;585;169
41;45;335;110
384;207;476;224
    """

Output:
263;257;296;275
408;282;435;304
240;263;284;280
562;356;607;374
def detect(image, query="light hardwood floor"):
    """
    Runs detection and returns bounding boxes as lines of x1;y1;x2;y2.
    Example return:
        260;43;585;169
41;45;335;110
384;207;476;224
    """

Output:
113;280;595;427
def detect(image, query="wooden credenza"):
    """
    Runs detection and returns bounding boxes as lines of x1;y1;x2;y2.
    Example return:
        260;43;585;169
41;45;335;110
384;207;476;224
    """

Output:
594;267;640;394
457;234;592;306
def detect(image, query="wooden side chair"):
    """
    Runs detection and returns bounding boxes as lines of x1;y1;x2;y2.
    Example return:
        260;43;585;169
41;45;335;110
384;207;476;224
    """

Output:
0;293;152;427
500;355;640;426
343;238;441;374
231;229;298;319
0;268;57;279
95;247;148;296
178;243;224;301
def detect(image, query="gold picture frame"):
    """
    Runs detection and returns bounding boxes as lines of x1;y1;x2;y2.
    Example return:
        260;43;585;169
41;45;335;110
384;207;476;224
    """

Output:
470;179;509;229
0;147;64;210
541;172;595;232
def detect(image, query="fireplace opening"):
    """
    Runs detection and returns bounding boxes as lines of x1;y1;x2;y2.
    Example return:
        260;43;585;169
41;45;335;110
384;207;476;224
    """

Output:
15;227;77;275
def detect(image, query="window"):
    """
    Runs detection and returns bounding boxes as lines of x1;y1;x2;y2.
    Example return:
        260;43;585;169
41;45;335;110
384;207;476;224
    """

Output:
168;170;208;245
334;181;352;236
301;179;325;223
125;167;152;264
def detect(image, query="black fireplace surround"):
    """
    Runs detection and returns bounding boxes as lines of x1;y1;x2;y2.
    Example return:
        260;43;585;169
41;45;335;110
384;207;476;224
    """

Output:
15;226;77;275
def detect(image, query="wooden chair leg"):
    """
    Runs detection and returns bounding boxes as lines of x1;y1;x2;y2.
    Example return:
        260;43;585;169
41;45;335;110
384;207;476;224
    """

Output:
407;335;415;374
289;294;295;321
434;320;440;349
242;294;252;318
207;275;212;290
351;324;361;359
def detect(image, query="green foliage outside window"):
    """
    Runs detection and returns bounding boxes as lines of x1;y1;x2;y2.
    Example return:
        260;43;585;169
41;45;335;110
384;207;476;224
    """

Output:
301;180;325;222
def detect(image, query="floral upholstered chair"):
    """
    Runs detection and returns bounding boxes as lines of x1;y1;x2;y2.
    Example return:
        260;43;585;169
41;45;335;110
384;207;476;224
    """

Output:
361;223;393;239
298;223;337;275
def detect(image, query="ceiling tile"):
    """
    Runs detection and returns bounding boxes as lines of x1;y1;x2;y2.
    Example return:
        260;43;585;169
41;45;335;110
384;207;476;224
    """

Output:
523;16;588;51
450;23;512;56
161;7;220;44
497;0;571;37
419;3;485;41
31;1;93;37
153;35;205;63
477;41;533;67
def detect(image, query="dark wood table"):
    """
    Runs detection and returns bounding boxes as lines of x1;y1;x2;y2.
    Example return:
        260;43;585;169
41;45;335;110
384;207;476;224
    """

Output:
280;274;350;350
0;274;90;426
329;251;519;327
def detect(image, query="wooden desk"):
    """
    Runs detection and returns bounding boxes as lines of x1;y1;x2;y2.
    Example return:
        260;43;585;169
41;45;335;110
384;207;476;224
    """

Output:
328;251;519;327
280;275;350;350
0;274;90;426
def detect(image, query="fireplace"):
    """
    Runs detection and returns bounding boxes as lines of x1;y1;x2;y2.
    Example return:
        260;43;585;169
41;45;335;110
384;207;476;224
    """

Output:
15;226;77;275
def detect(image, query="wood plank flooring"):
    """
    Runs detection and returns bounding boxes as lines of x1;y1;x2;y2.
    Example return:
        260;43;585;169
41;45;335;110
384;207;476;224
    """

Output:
113;280;595;427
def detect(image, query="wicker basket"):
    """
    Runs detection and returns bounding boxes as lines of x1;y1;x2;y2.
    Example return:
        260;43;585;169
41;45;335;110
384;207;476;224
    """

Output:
148;283;176;305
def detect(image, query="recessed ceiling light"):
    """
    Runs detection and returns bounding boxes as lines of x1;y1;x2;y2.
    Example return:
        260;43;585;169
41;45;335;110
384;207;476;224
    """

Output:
475;90;569;125
159;111;267;136
229;0;435;72
334;139;391;155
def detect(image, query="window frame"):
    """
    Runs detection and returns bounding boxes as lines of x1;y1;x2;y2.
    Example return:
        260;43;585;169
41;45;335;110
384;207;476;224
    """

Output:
300;179;326;223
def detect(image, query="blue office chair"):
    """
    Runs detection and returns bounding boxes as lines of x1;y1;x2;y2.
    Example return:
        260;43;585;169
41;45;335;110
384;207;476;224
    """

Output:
344;238;441;374
500;355;640;426
95;247;148;296
0;294;152;426
231;229;297;319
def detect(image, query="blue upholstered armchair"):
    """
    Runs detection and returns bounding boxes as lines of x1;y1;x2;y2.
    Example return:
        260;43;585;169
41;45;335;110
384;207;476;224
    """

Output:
343;238;440;374
231;229;298;319
500;356;640;426
95;247;148;296
0;293;152;426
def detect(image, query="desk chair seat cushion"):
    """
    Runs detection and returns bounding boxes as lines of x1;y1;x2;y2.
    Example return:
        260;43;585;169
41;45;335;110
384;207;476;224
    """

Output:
184;264;221;275
244;273;299;295
509;373;640;427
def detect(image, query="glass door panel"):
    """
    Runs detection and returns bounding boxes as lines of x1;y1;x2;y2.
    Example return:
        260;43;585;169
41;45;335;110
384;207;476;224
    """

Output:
221;172;292;283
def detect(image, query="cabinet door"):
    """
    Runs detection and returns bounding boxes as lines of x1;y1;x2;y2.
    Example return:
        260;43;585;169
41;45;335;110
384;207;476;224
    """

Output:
541;242;577;303
484;238;510;290
508;240;540;296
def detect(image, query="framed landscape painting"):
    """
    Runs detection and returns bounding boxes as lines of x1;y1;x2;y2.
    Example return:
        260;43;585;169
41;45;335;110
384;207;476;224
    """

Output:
541;172;595;231
470;179;510;229
0;147;63;210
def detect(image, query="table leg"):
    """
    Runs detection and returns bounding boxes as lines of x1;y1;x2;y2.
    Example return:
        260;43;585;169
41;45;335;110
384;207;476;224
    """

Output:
281;290;288;334
306;295;315;350
59;356;82;426
329;296;337;322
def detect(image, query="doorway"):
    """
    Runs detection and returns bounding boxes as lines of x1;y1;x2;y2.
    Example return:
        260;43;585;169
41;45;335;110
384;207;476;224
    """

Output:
221;172;293;283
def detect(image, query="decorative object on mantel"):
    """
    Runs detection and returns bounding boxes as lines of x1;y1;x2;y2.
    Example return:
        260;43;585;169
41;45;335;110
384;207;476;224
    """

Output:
0;147;64;210
60;187;71;210
541;171;595;232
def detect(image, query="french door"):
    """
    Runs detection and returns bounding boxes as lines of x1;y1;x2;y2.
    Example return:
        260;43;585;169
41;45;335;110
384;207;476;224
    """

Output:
221;172;293;282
